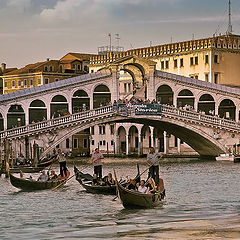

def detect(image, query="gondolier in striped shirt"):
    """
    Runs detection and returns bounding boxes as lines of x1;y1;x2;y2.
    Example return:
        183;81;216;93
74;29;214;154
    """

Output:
147;147;161;185
91;148;104;179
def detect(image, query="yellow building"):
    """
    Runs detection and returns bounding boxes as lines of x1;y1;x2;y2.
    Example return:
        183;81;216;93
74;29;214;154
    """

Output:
89;34;240;89
2;53;92;94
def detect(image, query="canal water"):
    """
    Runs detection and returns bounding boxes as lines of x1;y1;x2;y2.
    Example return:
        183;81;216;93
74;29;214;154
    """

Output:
0;158;239;240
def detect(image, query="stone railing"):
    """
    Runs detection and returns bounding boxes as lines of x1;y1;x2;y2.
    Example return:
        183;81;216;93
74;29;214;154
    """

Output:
0;105;114;139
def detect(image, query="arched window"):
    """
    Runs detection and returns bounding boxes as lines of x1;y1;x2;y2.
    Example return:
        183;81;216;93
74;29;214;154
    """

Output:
93;85;111;108
29;100;47;123
156;85;173;105
50;95;68;118
7;105;25;129
72;90;90;113
218;99;236;120
177;89;195;109
198;94;215;115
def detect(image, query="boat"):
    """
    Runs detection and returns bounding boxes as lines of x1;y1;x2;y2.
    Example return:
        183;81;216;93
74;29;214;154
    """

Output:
8;155;56;174
74;166;117;195
9;171;70;191
115;172;165;208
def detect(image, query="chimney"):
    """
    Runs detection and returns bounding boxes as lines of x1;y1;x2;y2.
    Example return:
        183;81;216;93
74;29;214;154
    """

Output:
47;58;50;61
1;63;6;74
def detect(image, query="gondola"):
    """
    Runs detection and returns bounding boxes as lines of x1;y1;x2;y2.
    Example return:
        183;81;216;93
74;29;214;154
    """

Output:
115;172;165;209
8;156;56;174
9;172;70;191
74;166;116;195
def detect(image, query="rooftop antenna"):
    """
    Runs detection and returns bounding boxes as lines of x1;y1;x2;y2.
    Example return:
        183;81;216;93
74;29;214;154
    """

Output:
116;33;120;51
227;0;233;34
108;33;112;52
150;41;152;47
192;33;195;40
170;36;173;43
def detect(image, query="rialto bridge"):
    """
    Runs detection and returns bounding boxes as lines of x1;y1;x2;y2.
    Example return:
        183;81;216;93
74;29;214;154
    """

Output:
0;55;240;160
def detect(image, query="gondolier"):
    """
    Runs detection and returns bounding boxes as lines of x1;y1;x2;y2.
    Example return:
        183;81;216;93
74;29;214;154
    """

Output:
91;148;104;179
147;147;161;185
56;149;67;177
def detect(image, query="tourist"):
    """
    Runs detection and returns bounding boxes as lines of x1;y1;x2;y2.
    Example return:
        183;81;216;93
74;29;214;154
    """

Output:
106;173;115;186
146;177;157;194
138;180;147;193
49;170;58;180
38;170;48;182
127;179;137;190
56;149;67;178
147;147;161;185
91;148;104;179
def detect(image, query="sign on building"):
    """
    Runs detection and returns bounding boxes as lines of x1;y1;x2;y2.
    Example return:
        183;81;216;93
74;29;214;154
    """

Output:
134;103;162;116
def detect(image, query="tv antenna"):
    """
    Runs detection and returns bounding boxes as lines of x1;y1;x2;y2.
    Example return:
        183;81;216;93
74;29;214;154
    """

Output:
116;34;120;51
227;0;233;34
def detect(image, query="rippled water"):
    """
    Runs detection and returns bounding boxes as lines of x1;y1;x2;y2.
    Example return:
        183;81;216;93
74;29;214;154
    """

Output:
0;158;240;240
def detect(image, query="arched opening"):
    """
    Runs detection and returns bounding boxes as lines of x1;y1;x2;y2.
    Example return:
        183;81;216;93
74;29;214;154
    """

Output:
50;95;69;118
198;94;215;115
141;125;151;154
119;70;135;99
117;126;126;154
93;85;111;108
7;105;25;129
72;90;90;113
129;125;139;154
218;99;236;120
156;85;174;105
177;89;195;109
0;113;3;131
29;100;47;123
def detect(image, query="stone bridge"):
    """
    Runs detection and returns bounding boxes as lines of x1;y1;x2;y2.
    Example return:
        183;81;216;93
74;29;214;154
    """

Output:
0;55;239;159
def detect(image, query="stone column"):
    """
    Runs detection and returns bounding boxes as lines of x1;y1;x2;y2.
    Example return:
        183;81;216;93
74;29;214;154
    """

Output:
173;96;177;108
150;126;154;148
126;134;129;155
177;138;181;153
138;133;142;155
111;64;119;103
235;106;239;122
163;131;169;154
47;103;51;120
3;112;7;130
146;64;156;101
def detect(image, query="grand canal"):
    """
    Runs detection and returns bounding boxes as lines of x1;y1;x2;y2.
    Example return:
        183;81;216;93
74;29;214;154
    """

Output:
0;158;239;239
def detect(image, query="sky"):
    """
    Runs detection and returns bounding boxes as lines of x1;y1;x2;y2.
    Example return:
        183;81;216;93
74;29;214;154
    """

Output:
0;0;240;68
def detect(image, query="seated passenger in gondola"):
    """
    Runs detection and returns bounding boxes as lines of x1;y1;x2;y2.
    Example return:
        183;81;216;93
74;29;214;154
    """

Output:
127;179;137;190
138;180;147;193
38;170;48;182
146;177;157;194
105;173;115;186
49;170;58;180
92;174;99;185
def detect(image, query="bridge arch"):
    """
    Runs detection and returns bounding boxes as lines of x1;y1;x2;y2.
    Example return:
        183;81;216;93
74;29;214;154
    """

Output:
93;84;111;108
197;94;215;115
50;95;69;118
7;104;25;129
177;89;195;109
29;100;47;123
72;89;90;113
218;99;236;120
156;84;174;105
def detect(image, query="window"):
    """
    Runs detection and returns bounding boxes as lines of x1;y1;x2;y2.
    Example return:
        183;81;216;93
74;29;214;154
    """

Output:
38;79;41;85
18;80;21;87
195;56;198;65
49;66;53;72
44;78;49;84
161;61;164;69
99;125;105;134
205;73;209;82
110;125;114;135
165;60;169;69
21;80;24;87
124;83;127;93
24;79;27;87
214;55;219;64
30;79;33;86
102;125;105;134
99;141;102;146
77;64;81;70
99;126;102;134
190;57;194;66
66;138;70;148
55;78;59;82
91;126;95;135
180;58;184;67
103;140;106;146
44;66;48;72
72;64;76;69
12;80;15;88
83;139;88;148
111;140;114;146
59;65;63;73
174;59;177;68
73;138;78;149
91;70;94;73
205;55;209;64
214;73;219;84
91;140;95;145
195;75;198;80
128;83;131;92
4;81;7;88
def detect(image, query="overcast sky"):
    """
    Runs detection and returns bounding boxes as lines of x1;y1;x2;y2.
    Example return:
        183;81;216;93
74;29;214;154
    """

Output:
0;0;240;68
